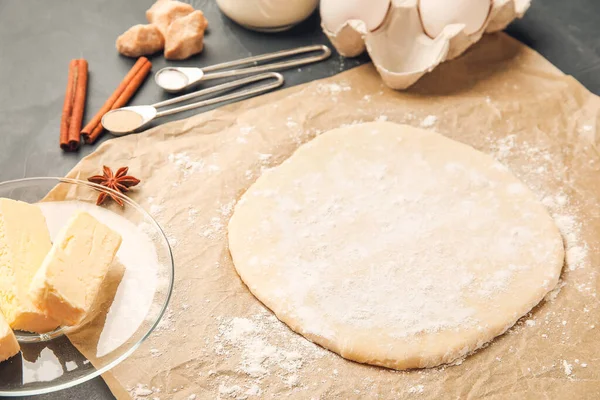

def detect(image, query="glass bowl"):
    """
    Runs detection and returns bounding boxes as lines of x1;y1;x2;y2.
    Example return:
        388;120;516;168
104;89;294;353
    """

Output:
0;177;174;396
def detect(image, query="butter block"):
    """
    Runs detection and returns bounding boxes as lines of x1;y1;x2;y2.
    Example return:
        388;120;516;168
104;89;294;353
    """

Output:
29;211;122;326
0;198;59;333
0;310;19;362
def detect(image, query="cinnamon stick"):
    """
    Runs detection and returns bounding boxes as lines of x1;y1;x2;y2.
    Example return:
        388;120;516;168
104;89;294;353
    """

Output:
82;57;152;144
60;59;88;151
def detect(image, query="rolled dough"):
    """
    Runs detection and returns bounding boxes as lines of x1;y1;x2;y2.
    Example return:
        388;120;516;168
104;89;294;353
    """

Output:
228;122;564;370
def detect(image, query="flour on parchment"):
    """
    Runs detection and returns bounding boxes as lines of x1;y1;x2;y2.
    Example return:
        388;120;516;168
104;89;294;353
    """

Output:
213;309;331;399
488;132;597;378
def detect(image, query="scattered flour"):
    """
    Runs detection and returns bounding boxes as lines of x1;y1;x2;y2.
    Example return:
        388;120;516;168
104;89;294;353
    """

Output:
213;309;330;396
130;383;153;398
420;115;437;128
217;382;263;400
488;132;597;376
286;117;299;129
198;200;236;241
490;134;517;161
167;235;178;247
562;360;573;376
408;384;425;394
188;207;199;223
149;203;164;216
150;348;162;358
168;153;204;178
317;82;351;95
219;383;243;399
258;153;272;163
240;125;255;135
155;306;175;332
489;135;591;274
544;280;565;302
200;216;225;240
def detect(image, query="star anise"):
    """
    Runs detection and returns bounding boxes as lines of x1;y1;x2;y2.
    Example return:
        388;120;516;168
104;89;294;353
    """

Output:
88;166;140;206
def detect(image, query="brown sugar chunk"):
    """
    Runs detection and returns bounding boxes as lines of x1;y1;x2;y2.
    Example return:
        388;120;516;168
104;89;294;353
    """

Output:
146;0;195;37
116;24;165;57
164;11;209;60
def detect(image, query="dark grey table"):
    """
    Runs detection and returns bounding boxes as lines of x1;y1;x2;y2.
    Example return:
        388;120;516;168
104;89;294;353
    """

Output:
0;0;598;398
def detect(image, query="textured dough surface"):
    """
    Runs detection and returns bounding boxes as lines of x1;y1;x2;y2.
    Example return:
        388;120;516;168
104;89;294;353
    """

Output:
228;122;564;370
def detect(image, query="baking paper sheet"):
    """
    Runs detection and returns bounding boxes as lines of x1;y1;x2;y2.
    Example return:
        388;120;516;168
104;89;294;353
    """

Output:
61;33;600;399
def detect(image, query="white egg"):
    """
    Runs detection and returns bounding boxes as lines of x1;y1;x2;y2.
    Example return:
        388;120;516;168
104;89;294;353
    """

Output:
320;0;391;33
419;0;491;38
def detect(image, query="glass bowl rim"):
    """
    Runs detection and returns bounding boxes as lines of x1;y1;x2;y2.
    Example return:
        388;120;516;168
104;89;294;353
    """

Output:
0;176;175;396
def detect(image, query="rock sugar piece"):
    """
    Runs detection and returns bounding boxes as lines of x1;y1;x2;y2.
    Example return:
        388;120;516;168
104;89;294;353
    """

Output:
146;0;195;37
228;121;565;370
0;198;59;333
0;310;19;362
164;10;208;60
116;24;165;57
29;211;122;327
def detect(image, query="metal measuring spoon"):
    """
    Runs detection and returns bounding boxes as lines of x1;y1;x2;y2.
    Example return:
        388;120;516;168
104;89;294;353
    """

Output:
102;72;284;135
154;44;330;93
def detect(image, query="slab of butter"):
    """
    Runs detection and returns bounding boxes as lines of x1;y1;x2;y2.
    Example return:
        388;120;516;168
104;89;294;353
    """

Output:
0;309;19;362
29;211;122;326
0;198;59;333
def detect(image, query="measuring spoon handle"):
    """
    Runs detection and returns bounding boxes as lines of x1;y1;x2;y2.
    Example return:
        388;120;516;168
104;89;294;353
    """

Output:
201;44;331;81
152;72;284;118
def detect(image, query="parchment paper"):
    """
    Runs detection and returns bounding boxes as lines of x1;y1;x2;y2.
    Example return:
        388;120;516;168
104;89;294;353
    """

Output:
63;33;600;399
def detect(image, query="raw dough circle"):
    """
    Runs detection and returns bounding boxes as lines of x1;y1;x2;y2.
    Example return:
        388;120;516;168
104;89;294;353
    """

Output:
228;122;564;370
